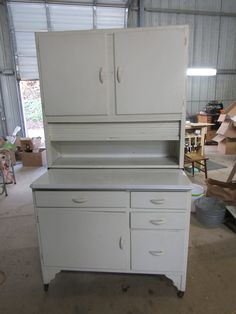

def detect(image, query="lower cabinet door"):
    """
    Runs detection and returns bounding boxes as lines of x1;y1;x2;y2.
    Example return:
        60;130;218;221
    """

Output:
38;209;129;270
131;230;185;272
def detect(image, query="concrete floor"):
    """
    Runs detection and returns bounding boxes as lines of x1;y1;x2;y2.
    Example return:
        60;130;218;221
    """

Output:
0;146;236;314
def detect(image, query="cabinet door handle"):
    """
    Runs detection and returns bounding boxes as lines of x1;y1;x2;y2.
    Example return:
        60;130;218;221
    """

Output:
119;236;125;250
72;198;87;204
149;219;165;225
117;66;122;83
99;67;104;84
149;250;164;256
150;199;165;205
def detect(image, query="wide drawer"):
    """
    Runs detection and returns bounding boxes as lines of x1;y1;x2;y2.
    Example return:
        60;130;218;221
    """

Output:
131;230;185;272
131;192;188;209
35;191;129;208
130;212;186;230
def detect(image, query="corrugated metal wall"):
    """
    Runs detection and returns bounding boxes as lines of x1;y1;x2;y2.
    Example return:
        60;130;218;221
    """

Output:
0;3;24;136
129;0;236;115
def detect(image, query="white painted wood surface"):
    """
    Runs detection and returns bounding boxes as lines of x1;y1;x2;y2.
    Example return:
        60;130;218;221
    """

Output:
130;212;186;230
37;32;110;116
48;122;180;141
30;169;191;191
38;209;130;270
114;28;187;115
35;191;129;208
131;191;188;209
32;26;191;293
131;230;185;272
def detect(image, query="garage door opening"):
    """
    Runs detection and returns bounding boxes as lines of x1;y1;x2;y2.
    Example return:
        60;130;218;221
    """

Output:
19;80;45;143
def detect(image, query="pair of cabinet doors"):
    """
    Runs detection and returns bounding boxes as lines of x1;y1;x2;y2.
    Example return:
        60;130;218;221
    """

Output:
37;27;187;117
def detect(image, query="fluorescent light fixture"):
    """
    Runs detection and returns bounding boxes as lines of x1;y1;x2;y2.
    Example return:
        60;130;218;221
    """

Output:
187;68;217;76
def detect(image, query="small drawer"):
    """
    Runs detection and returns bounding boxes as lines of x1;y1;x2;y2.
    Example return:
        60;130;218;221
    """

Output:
131;192;188;209
35;191;129;208
131;230;185;272
131;212;186;230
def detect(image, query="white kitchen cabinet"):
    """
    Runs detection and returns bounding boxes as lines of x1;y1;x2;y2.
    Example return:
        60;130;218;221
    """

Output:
31;169;191;296
37;32;110;116
31;26;191;297
36;26;187;119
114;28;187;115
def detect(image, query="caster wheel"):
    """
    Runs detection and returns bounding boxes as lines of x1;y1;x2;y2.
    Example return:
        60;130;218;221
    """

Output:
177;291;184;298
44;284;49;292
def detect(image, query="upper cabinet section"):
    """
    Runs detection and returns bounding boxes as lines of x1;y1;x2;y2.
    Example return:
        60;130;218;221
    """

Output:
37;32;110;116
36;26;188;120
114;28;187;115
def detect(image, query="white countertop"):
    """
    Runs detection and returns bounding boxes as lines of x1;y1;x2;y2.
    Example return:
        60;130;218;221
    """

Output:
30;168;191;191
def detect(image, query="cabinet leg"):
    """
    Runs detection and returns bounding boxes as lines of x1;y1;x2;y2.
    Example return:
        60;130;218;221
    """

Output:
177;290;184;298
44;284;49;292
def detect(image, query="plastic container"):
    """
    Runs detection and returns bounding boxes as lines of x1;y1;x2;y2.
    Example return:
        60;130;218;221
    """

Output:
191;184;204;212
195;197;226;227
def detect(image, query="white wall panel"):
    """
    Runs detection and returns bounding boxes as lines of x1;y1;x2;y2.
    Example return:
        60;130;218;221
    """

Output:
193;15;220;67
96;7;126;29
15;31;37;57
195;0;221;12
218;17;236;69
145;0;195;10
216;75;236;101
0;3;23;136
222;0;236;13
9;2;47;31
17;56;38;81
49;4;93;30
0;76;23;134
190;77;216;101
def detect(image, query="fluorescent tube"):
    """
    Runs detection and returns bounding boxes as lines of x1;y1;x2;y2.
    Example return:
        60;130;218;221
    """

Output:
186;68;217;76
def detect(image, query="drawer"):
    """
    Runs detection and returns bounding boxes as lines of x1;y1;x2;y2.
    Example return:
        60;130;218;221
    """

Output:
131;230;185;272
130;212;186;230
131;192;188;209
35;191;129;208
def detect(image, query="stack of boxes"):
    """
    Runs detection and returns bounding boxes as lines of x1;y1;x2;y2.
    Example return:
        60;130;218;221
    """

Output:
20;137;47;167
213;102;236;154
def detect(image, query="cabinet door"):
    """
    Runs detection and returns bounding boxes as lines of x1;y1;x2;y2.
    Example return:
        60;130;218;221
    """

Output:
37;32;109;116
114;28;187;115
38;209;129;270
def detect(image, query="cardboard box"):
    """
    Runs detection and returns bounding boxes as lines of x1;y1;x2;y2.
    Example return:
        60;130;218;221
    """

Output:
206;130;217;142
22;149;47;167
217;121;236;138
20;138;34;152
224;101;236;117
213;135;236;154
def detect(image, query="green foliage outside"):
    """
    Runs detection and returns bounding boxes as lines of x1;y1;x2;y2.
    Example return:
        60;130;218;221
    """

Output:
24;99;43;126
20;80;43;129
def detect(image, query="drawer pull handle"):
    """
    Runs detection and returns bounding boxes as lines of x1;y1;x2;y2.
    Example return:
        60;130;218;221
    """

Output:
150;199;165;205
117;66;122;83
119;236;125;250
149;250;164;256
150;219;165;225
99;67;104;84
72;198;87;204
